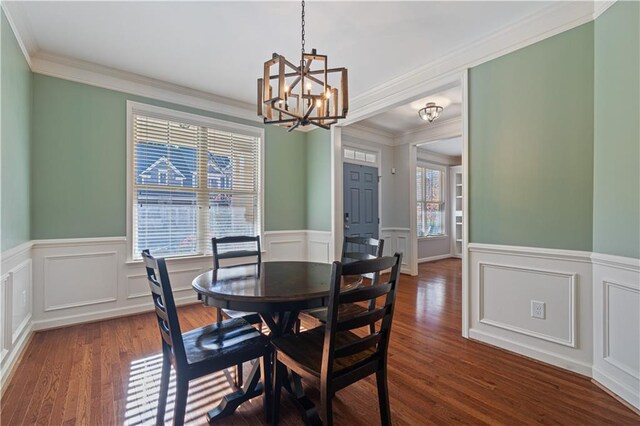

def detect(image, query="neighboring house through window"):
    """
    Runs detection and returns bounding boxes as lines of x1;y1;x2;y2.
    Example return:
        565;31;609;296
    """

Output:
416;163;446;237
128;102;263;259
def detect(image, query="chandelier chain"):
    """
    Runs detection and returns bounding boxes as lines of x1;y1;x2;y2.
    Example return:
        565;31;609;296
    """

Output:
301;0;306;56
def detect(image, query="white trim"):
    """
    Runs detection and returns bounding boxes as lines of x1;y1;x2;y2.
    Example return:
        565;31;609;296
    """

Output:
469;243;593;263
264;230;308;236
342;124;395;147
331;126;343;261
593;368;640;411
418;254;453;264
32;295;199;332
343;1;598;124
591;252;640;272
0;2;34;68
32;53;259;123
0;322;33;393
125;101;265;262
593;1;618;19
396;117;463;146
602;280;640;380
478;262;577;348
461;69;470;339
4;1;605;136
0;241;33;271
32;236;126;249
469;328;592;377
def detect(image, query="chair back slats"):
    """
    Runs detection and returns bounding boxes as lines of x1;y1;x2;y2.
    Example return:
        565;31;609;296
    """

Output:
212;236;261;270
142;250;187;365
334;333;382;359
341;237;384;264
322;253;402;379
339;283;393;305
336;307;387;332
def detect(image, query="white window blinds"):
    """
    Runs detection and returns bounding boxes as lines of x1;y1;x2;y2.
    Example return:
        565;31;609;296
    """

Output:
416;165;445;237
132;111;260;259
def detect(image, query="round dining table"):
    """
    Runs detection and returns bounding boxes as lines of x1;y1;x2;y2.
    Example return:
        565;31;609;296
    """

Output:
191;260;359;422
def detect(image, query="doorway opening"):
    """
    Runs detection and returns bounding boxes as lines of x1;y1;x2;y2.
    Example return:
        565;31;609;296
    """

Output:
331;72;469;337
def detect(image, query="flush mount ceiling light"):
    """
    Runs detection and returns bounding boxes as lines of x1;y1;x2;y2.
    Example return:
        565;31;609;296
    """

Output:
257;0;348;132
418;102;444;122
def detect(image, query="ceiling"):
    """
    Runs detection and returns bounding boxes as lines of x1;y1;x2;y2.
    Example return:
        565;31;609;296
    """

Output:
7;1;554;106
358;86;462;135
418;136;463;157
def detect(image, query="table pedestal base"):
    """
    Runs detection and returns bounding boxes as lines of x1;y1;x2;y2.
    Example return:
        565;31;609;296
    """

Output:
206;361;263;422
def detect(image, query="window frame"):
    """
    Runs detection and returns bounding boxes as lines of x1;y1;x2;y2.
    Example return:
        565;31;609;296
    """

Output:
126;101;265;262
416;161;447;239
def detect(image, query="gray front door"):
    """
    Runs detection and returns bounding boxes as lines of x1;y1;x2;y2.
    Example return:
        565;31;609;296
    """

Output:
343;163;379;239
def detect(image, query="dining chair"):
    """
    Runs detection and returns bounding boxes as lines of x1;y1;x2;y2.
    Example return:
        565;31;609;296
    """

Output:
211;235;264;386
142;250;271;426
304;236;385;333
271;253;402;426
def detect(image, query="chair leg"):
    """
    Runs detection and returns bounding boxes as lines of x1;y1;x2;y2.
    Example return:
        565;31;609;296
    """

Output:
260;353;272;423
376;368;391;426
320;384;333;426
272;358;283;425
173;375;189;426
235;362;244;387
156;353;171;425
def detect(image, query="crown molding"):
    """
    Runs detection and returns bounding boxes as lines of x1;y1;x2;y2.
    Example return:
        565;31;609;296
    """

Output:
342;123;395;147
416;149;460;167
31;53;260;123
593;1;617;20
4;1;609;129
1;1;35;68
346;1;598;124
394;117;462;146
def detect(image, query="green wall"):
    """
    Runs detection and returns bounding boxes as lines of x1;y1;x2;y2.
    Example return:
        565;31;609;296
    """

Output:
264;125;307;230
593;2;640;258
31;74;308;238
1;11;31;251
306;129;332;231
469;22;595;251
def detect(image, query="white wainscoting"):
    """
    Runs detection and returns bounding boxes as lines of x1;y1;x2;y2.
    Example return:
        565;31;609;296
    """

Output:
0;241;34;393
592;253;640;410
263;230;333;264
380;228;412;274
31;237;208;331
468;243;593;376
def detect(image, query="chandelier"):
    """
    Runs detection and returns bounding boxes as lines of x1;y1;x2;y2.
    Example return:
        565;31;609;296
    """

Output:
257;0;348;131
418;102;443;122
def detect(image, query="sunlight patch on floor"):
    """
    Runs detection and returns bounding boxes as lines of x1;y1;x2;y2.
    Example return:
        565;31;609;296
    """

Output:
124;353;233;425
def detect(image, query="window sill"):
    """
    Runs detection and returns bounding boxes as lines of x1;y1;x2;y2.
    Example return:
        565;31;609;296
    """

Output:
418;235;448;241
125;250;268;266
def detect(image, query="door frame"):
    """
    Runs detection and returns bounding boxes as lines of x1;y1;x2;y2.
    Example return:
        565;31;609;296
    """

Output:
331;69;470;338
342;142;383;241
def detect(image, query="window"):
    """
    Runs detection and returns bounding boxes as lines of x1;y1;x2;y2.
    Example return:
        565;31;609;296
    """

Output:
129;103;262;260
344;147;377;164
416;164;445;237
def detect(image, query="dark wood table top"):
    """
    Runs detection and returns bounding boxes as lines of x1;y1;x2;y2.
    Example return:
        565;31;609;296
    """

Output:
192;261;360;312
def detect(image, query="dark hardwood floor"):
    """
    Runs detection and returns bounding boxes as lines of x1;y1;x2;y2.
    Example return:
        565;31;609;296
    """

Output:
1;258;638;425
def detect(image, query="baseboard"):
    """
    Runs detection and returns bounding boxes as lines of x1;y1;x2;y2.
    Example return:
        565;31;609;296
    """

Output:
418;254;454;263
32;294;199;331
0;320;33;395
592;372;640;414
591;374;640;416
469;328;592;377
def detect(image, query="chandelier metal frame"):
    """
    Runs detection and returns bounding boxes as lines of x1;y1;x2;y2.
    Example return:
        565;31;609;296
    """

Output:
257;0;349;131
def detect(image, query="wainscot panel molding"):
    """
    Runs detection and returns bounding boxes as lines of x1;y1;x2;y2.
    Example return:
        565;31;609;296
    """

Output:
30;237;207;331
469;243;593;376
418;254;454;264
381;228;412;275
0;242;34;394
592;252;640;410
